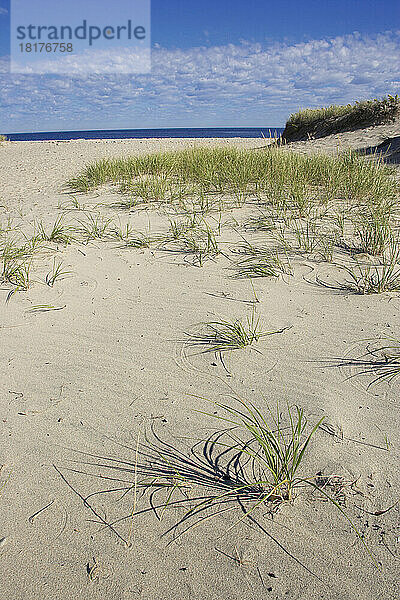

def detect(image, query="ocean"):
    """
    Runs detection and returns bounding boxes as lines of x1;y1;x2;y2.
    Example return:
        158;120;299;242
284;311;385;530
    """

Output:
5;127;284;142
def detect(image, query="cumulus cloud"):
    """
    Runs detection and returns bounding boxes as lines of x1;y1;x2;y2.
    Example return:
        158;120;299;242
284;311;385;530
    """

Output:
11;46;151;75
1;31;399;131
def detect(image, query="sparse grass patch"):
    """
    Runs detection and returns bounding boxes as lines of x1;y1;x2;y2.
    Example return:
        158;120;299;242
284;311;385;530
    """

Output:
234;252;292;279
124;232;154;249
231;237;292;279
172;224;220;267
167;214;200;240
45;258;72;287
1;254;31;300
318;242;400;294
76;213;113;241
353;208;393;255
292;219;322;253
328;335;400;388
185;307;284;353
243;211;276;232
35;216;74;245
111;222;159;247
65;143;399;283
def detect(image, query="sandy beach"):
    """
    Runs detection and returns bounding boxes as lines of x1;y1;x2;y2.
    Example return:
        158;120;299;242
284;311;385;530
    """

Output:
1;133;399;600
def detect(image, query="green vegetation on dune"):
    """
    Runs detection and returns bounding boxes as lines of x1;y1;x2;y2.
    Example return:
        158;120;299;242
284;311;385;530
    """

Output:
287;95;400;128
283;95;400;141
67;145;398;206
3;136;396;571
63;145;400;293
2;143;400;300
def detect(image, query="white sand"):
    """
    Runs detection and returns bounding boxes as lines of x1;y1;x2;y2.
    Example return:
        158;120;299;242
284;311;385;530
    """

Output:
0;136;399;600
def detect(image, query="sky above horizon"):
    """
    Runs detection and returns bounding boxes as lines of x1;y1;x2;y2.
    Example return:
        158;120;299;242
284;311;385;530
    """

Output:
0;0;399;132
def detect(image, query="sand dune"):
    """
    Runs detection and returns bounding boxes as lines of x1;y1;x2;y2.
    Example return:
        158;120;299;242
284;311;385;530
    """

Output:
283;115;400;164
0;135;399;600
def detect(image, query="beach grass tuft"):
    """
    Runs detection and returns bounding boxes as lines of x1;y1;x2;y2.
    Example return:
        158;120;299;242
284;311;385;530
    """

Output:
328;335;400;388
130;398;377;567
185;307;282;353
45;258;72;287
35;216;74;245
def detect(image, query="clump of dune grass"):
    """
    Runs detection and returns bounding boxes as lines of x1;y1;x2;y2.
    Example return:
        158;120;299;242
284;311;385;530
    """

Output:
2;258;31;292
35;216;74;245
353;208;393;255
328;335;400;388
243;211;276;232
285;95;400;138
231;238;292;279
185;307;284;354
111;222;134;243
124;232;155;249
45;258;72;287
76;213;113;241
66;146;399;211
201;399;324;503
318;242;400;294
234;252;292;279
121;173;172;204
0;234;49;300
56;395;378;569
167;214;200;240
1;239;35;286
128;398;377;567
172;224;220;267
1;251;31;301
111;221;154;248
316;235;336;262
292;219;322;253
0;134;8;142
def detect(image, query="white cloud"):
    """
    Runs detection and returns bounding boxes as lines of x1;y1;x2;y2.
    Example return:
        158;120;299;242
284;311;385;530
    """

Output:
0;7;8;16
11;47;151;75
1;31;400;132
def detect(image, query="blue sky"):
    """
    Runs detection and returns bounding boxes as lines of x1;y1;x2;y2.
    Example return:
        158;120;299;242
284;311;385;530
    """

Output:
0;0;399;132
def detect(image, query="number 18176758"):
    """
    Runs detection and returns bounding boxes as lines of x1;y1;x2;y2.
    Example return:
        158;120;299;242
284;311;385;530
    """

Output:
19;43;73;52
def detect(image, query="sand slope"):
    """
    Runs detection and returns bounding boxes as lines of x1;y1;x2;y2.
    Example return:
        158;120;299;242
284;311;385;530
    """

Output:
0;137;399;600
282;115;400;164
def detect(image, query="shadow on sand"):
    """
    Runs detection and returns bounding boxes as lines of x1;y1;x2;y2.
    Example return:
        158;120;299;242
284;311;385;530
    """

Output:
55;425;321;578
357;136;400;164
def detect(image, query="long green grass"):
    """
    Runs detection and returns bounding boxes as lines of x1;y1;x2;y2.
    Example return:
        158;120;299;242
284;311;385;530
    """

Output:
3;143;394;300
185;308;284;353
45;258;72;287
286;95;400;130
353;207;393;255
127;399;377;567
66;146;399;210
317;242;400;294
35;216;74;245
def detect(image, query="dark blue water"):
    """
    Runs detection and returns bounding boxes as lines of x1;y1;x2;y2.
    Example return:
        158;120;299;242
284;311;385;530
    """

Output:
5;127;284;141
